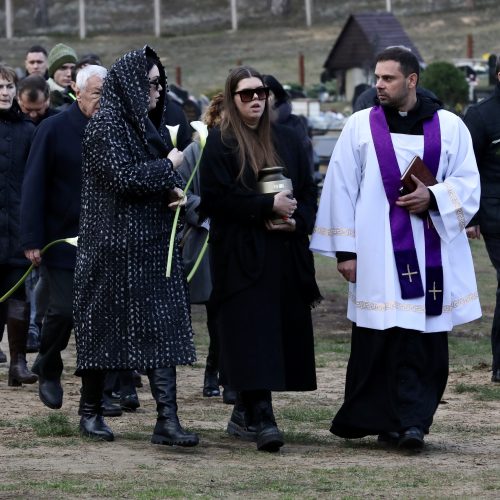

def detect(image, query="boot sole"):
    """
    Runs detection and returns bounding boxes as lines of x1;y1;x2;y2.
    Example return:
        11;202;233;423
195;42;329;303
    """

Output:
398;436;424;450
151;434;199;447
80;428;114;442
226;421;258;442
257;429;284;452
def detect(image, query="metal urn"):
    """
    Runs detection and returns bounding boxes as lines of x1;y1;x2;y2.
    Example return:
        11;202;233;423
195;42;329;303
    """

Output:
257;166;293;225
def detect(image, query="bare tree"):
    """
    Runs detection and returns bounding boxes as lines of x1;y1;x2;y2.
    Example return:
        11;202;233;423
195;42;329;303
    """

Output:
34;0;50;27
270;0;290;16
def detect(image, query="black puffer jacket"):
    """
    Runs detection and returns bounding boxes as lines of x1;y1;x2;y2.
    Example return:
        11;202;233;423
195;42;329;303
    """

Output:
464;82;500;234
74;46;196;371
0;101;34;266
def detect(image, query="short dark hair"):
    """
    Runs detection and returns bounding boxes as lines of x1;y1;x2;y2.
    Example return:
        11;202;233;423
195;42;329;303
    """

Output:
26;45;47;57
71;56;102;81
495;55;500;75
17;74;50;101
375;47;420;82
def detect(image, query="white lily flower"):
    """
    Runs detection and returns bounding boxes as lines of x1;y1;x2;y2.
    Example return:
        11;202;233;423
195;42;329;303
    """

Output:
190;121;209;149
166;124;179;148
64;236;79;247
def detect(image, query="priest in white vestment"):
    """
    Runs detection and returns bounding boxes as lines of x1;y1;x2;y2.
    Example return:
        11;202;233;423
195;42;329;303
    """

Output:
310;47;481;449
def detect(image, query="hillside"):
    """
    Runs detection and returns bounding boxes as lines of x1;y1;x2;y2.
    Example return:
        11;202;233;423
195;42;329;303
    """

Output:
1;1;500;95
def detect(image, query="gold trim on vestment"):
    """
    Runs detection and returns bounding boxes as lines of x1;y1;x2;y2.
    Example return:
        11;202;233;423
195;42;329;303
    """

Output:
313;226;355;237
348;290;478;313
443;180;466;231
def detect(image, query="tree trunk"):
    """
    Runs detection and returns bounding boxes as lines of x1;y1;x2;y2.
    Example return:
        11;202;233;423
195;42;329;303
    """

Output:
270;0;290;16
34;0;50;27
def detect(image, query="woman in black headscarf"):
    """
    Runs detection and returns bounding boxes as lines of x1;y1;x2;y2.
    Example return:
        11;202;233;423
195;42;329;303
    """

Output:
74;46;197;446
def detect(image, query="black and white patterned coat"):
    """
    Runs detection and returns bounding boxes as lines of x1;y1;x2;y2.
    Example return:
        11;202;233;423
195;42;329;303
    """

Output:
74;46;196;371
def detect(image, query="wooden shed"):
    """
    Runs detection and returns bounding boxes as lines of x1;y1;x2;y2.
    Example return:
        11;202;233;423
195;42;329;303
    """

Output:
323;12;424;101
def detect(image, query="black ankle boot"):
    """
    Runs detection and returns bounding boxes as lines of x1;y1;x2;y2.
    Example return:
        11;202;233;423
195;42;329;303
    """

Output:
245;391;284;452
148;367;199;447
79;402;114;441
203;368;220;397
227;393;257;442
79;371;114;441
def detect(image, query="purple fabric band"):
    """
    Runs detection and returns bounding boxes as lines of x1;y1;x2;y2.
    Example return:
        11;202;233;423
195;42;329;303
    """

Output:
369;106;443;315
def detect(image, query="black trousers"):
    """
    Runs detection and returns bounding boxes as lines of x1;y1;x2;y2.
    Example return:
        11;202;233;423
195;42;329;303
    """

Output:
32;266;74;380
483;234;500;372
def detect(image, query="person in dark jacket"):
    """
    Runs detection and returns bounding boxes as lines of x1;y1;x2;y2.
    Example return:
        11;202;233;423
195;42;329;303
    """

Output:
200;66;320;453
0;64;37;385
263;74;315;176
73;46;197;445
20;65;108;410
17;74;60;353
47;43;77;108
464;57;500;383
18;75;60;125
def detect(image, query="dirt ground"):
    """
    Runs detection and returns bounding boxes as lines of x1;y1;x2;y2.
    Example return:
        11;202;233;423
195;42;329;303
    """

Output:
1;286;499;498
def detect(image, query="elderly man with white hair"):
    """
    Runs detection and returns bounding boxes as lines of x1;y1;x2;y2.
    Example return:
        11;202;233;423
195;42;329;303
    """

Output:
20;64;108;411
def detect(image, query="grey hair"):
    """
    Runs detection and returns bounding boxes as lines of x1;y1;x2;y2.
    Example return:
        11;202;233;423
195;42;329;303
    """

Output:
76;64;107;90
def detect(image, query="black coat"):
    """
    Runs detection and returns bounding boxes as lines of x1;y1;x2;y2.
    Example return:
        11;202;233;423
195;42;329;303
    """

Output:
199;124;319;391
463;82;500;234
74;46;196;371
20;102;87;270
0;102;34;267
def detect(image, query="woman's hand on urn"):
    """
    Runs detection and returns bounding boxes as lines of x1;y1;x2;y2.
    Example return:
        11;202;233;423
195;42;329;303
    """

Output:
265;218;296;232
167;148;184;169
168;187;186;210
273;190;297;218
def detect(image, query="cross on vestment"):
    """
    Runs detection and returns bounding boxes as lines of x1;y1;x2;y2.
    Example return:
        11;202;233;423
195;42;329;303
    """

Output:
402;264;419;283
428;281;443;300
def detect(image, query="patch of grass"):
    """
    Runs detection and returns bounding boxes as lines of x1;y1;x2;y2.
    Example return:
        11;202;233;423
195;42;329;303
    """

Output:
25;413;79;437
448;336;491;370
279;406;332;423
282;430;332;445
0;418;16;428
454;383;500;401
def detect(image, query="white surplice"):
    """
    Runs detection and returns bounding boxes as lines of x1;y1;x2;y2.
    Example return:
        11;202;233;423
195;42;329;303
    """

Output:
310;108;482;332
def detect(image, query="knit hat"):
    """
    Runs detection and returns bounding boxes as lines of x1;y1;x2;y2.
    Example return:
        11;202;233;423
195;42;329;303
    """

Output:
48;43;77;78
263;74;289;105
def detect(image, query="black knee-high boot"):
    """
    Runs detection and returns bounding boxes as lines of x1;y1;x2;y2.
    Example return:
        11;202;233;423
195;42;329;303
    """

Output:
242;390;284;452
7;299;38;386
148;367;199;447
79;370;114;441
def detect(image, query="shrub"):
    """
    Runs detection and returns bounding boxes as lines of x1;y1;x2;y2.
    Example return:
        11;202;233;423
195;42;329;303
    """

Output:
419;61;469;113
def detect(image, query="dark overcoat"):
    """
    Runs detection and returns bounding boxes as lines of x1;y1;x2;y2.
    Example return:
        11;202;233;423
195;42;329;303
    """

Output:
74;46;196;371
199;124;320;391
20;102;87;270
464;81;500;234
0;101;34;267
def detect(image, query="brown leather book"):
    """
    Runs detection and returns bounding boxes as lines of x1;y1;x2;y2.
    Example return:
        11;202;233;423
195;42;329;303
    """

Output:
399;155;437;195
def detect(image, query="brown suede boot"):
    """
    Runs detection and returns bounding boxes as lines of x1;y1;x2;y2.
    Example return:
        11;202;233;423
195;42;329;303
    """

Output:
7;299;38;387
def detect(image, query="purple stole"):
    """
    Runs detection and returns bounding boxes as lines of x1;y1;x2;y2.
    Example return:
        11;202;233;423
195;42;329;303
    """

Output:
369;106;443;316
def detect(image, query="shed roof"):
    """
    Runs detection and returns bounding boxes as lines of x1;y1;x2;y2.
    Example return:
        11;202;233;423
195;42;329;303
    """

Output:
324;12;423;72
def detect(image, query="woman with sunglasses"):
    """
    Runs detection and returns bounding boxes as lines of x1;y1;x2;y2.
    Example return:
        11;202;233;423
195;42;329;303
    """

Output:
200;66;320;452
73;46;198;446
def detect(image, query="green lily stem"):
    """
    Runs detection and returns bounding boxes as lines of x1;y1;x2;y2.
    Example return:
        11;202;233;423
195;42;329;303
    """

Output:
165;206;182;277
165;149;203;278
186;233;209;283
0;238;74;303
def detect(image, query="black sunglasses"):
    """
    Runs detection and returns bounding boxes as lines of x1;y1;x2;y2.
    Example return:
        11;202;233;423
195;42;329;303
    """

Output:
233;87;270;103
149;77;161;89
